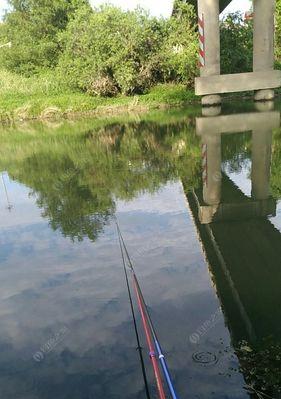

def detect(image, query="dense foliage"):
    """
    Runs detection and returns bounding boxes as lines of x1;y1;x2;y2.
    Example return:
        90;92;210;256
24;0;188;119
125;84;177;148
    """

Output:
160;0;197;85
57;5;166;95
220;12;253;74
0;0;198;95
0;0;280;97
0;0;91;76
57;2;198;95
276;0;281;67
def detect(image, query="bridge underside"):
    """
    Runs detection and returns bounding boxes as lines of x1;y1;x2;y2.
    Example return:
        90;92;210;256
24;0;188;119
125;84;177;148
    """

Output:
184;0;232;13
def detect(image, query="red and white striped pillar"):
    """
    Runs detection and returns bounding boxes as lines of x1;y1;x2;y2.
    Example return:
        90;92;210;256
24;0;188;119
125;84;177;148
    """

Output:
197;0;221;105
198;14;205;68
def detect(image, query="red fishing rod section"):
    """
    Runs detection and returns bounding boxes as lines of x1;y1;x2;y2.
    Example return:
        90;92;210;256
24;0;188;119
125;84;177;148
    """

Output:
116;219;166;399
132;275;166;399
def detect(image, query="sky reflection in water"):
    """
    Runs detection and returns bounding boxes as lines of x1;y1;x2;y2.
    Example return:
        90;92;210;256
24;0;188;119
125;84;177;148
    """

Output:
0;104;280;398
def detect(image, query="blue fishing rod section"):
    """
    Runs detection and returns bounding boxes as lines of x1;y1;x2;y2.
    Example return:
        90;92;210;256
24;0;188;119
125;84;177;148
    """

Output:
134;275;180;399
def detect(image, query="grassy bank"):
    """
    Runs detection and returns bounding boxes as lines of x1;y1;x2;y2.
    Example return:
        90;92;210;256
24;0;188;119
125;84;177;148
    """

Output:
0;70;198;123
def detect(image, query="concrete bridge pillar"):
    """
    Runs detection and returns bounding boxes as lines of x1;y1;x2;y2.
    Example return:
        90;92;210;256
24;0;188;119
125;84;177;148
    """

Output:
198;0;221;106
251;129;272;200
195;0;280;102
253;0;276;101
202;134;222;205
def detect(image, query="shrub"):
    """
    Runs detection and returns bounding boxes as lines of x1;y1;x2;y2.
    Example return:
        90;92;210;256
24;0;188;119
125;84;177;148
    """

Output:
57;5;167;95
159;1;198;85
57;3;198;95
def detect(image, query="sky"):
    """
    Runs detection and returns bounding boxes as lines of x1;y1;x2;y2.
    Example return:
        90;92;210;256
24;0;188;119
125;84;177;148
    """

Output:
0;0;251;20
89;0;251;17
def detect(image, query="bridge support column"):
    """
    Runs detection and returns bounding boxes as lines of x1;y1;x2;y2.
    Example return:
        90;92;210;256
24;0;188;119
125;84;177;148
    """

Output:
253;0;275;101
198;0;221;106
202;135;221;205
251;129;272;200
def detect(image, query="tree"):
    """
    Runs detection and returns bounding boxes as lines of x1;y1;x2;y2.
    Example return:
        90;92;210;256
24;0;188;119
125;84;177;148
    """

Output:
57;5;167;95
220;12;253;74
0;0;90;75
160;1;198;85
58;3;199;95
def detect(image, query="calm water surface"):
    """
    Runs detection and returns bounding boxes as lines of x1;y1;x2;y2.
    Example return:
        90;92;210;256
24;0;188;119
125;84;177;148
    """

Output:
0;102;281;398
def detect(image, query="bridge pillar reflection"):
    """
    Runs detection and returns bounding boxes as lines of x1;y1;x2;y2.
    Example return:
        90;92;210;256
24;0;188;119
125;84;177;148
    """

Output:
202;135;221;206
196;107;280;224
187;105;281;395
252;128;272;200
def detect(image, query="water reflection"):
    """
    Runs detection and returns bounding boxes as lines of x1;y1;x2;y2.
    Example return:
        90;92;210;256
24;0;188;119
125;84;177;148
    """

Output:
0;114;207;399
187;104;281;396
0;106;281;398
0;116;200;243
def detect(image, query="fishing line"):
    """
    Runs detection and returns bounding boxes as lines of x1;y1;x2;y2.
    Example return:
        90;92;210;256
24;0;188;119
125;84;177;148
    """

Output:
116;220;179;399
116;226;151;399
133;273;179;399
116;221;166;399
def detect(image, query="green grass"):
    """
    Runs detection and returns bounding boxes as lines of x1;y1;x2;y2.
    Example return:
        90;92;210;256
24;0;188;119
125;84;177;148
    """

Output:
0;69;198;123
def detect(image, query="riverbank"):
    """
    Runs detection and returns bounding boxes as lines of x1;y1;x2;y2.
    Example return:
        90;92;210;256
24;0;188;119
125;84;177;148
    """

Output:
0;69;198;123
2;69;280;124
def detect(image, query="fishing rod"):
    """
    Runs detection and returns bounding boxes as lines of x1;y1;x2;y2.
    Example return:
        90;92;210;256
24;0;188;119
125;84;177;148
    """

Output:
1;173;13;212
116;221;179;399
131;270;166;399
116;221;166;399
116;227;151;399
132;273;179;399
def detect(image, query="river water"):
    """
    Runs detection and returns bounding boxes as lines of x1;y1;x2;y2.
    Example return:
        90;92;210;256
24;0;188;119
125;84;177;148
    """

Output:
0;102;280;398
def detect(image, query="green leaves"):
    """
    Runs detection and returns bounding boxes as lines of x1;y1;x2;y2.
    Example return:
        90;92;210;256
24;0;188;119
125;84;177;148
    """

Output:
220;12;253;75
57;4;199;96
276;0;281;64
0;0;90;75
5;1;278;97
57;6;166;95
